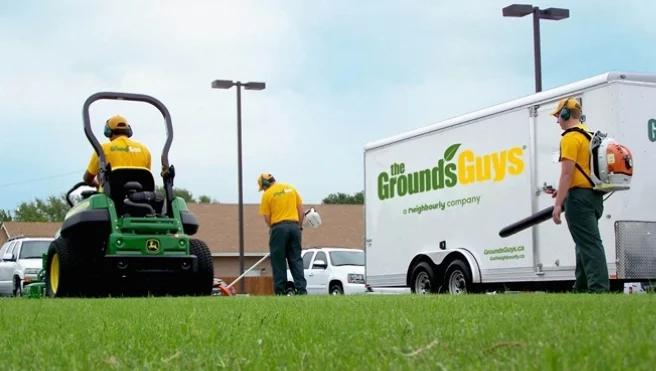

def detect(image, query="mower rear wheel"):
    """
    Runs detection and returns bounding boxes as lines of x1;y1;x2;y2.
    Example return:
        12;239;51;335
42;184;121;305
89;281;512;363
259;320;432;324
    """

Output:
187;238;214;296
45;237;85;298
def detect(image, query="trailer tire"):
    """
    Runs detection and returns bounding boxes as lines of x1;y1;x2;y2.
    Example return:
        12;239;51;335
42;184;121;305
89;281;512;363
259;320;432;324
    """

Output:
410;261;439;294
443;259;472;294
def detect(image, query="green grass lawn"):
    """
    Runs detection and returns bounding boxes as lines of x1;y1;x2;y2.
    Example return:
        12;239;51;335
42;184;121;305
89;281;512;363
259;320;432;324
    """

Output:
0;293;655;370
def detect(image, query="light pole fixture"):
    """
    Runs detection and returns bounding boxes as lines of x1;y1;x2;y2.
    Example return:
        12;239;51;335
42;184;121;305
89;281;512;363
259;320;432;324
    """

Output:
211;79;266;295
502;4;570;93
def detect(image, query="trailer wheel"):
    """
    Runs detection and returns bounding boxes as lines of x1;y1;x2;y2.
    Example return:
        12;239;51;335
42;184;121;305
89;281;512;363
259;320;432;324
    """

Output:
410;261;439;294
444;259;472;294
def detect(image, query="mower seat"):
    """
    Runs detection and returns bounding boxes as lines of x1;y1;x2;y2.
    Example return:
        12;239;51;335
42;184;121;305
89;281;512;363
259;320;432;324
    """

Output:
105;166;164;217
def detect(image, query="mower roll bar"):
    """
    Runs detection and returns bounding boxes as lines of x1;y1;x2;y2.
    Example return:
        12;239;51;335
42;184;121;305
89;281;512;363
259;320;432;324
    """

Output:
82;92;173;171
82;92;176;217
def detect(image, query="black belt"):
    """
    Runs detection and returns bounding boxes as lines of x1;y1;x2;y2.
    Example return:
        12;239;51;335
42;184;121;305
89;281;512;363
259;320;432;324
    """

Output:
569;186;603;195
271;220;298;227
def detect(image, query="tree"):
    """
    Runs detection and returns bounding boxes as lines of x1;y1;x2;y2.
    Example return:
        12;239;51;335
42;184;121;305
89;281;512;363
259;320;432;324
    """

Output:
13;194;71;222
0;209;13;222
7;187;219;223
155;186;195;202
197;194;220;204
321;191;364;205
153;186;219;204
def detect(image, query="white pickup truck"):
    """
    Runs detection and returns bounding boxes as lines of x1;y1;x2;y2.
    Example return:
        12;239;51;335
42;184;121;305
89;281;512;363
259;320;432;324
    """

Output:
0;235;53;296
286;247;366;295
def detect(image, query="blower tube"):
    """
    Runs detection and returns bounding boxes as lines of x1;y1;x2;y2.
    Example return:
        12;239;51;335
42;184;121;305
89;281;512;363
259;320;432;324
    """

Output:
498;201;566;238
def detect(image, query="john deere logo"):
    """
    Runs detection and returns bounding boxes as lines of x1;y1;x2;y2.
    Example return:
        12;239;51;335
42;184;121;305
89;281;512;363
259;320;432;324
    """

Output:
146;239;160;253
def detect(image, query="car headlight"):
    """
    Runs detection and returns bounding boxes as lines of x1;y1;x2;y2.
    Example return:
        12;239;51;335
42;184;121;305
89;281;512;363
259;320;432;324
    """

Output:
24;268;39;275
347;274;365;284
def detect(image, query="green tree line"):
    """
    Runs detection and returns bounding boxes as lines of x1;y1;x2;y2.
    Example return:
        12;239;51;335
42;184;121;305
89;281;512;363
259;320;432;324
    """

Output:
0;188;363;223
0;186;219;223
321;190;363;205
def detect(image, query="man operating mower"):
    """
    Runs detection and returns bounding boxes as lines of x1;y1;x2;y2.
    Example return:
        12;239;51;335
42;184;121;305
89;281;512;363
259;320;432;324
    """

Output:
83;115;152;188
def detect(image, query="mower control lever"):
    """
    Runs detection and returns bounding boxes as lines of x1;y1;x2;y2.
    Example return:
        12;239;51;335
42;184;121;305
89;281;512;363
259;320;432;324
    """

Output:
65;181;91;208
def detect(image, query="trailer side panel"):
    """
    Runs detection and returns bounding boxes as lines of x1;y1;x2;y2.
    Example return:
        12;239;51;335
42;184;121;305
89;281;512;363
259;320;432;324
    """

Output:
364;108;534;287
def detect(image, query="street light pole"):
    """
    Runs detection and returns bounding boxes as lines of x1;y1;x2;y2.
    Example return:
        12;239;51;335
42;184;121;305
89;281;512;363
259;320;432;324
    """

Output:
211;79;266;295
502;4;570;93
235;82;244;295
532;9;542;93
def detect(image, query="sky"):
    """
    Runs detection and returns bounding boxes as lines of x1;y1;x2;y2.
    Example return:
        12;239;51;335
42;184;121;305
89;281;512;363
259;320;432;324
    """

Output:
0;0;654;211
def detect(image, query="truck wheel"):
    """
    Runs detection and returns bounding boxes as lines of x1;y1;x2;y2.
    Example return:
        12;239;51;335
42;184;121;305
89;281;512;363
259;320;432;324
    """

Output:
188;238;214;296
329;282;344;295
410;261;439;294
443;259;472;294
45;237;84;298
13;276;22;297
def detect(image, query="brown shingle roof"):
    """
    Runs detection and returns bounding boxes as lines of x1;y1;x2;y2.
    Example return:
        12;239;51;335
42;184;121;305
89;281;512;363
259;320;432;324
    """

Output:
189;203;363;254
0;203;364;254
1;222;61;244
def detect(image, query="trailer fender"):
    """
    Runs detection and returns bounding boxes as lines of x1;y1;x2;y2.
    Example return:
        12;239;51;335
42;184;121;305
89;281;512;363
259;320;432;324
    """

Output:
408;249;482;284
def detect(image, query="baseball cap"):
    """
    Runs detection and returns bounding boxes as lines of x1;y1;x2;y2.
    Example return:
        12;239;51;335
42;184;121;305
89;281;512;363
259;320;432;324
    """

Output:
106;115;129;130
257;173;274;191
549;98;582;117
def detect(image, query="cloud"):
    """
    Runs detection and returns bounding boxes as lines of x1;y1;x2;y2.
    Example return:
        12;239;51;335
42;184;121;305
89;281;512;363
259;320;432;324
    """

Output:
0;0;306;205
1;0;655;211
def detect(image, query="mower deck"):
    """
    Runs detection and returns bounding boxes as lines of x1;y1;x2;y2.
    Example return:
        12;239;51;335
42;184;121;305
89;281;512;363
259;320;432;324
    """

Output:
102;254;199;275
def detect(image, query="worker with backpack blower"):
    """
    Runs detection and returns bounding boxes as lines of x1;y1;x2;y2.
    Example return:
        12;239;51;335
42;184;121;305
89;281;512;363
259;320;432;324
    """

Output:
546;98;610;293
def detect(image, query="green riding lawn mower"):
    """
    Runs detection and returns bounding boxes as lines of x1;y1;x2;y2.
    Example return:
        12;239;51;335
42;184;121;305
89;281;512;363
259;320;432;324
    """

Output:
22;92;214;298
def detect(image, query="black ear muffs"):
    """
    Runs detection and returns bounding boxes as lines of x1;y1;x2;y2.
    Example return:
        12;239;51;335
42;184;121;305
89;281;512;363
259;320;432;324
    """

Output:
261;174;275;188
261;174;270;187
104;121;133;138
559;98;571;120
559;98;584;122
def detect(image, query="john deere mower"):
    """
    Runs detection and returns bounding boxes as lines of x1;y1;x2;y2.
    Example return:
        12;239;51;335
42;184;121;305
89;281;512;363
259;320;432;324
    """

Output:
37;92;214;298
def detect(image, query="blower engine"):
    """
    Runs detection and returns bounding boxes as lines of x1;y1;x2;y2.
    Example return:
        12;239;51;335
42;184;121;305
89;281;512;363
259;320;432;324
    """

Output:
565;127;634;193
587;130;633;192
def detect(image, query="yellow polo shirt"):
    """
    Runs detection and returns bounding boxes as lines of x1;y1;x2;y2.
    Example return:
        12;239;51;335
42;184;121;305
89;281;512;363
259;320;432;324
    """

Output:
259;182;303;225
560;123;593;189
86;136;152;175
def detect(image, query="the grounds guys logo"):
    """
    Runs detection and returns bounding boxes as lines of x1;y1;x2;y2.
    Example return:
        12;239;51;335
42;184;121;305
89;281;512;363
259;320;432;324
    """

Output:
110;145;142;153
377;143;525;200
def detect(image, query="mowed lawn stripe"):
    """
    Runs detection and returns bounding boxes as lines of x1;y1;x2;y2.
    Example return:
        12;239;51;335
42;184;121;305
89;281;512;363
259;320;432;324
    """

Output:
0;294;655;370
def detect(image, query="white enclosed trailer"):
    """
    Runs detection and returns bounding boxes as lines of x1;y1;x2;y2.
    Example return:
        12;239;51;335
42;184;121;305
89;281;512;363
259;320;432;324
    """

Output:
363;71;656;294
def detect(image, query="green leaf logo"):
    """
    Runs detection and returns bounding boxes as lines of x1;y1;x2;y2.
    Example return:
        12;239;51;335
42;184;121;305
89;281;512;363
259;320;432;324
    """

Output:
443;143;461;161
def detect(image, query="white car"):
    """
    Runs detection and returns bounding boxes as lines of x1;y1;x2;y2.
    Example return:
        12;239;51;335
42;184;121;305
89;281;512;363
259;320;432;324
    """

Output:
0;236;53;297
285;247;366;295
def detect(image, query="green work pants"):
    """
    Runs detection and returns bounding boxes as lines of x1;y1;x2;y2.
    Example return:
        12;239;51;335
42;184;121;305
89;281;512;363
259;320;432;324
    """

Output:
564;187;610;293
269;221;307;295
